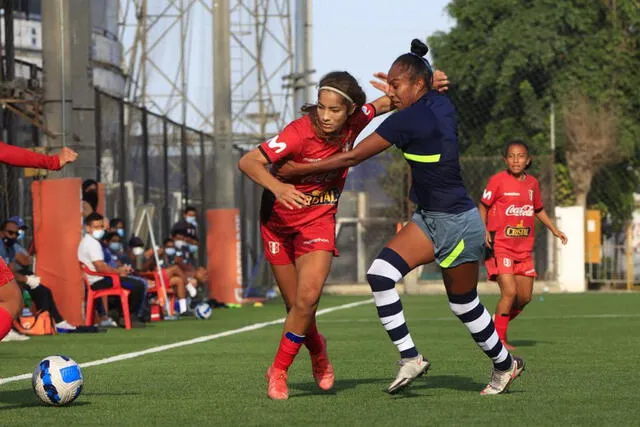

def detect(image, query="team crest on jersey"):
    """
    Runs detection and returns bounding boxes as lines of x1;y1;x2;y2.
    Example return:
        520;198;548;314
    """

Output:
268;241;280;254
505;221;531;238
305;188;341;206
503;257;512;267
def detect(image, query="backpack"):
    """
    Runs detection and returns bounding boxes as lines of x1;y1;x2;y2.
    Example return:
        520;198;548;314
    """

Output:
13;310;57;336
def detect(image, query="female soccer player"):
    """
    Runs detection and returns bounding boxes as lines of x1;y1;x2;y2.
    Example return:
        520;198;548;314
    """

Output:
0;143;78;342
277;39;523;395
239;71;396;400
479;140;567;350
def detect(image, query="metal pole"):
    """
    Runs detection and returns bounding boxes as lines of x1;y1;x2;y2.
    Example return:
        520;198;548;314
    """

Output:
199;132;206;261
142;108;150;203
94;90;102;181
181;124;188;206
212;0;235;209
162;119;170;235
3;0;18;215
293;0;312;114
119;101;126;226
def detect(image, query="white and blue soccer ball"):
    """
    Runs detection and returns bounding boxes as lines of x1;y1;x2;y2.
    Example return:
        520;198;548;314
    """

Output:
194;302;212;319
32;355;83;406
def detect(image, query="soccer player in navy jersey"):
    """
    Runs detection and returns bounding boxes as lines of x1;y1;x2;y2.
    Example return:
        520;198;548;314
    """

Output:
278;39;524;395
0;143;77;343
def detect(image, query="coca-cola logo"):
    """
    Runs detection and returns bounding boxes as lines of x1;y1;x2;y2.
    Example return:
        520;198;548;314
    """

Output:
505;204;534;217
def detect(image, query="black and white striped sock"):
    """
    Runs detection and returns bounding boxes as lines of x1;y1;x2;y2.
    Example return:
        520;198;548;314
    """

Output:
367;247;419;359
448;289;513;371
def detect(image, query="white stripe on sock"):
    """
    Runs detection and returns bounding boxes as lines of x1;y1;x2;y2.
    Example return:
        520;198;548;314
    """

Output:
367;259;402;282
393;335;416;352
465;309;492;334
372;289;400;307
494;346;509;364
380;312;406;331
448;297;480;316
480;331;500;352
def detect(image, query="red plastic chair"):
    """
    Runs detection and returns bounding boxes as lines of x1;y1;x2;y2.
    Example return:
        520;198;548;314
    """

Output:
138;269;176;317
79;263;132;330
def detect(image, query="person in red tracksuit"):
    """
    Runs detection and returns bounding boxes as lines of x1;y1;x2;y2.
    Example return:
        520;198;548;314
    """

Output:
0;143;78;342
239;69;451;400
479;140;567;350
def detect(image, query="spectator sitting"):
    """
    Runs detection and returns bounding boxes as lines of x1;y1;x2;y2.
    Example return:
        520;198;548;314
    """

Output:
171;206;199;240
108;218;126;240
78;212;146;328
0;218;76;335
138;237;192;315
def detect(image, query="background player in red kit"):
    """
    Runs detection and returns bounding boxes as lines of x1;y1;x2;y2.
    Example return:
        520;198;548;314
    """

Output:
0;143;78;343
239;70;450;400
479;140;567;349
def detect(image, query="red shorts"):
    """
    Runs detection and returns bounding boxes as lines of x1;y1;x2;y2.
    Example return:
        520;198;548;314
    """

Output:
261;218;337;265
0;258;16;287
485;253;536;281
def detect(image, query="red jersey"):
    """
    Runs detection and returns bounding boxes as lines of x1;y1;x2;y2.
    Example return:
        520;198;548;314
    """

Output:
0;142;61;169
480;170;543;260
258;104;376;229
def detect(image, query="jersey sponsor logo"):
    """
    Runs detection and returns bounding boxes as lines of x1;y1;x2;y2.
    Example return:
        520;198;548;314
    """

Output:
266;135;287;154
303;238;330;245
303;157;322;162
505;204;534;217
482;189;492;200
504;192;520;196
300;170;341;184
528;189;534;201
503;257;512;267
304;188;341;206
362;105;372;117
268;241;280;254
505;221;531;237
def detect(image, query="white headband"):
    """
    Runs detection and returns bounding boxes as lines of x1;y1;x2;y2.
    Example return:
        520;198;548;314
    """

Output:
319;86;354;105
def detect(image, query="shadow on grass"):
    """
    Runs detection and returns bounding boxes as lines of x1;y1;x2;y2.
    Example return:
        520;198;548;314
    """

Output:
509;339;549;347
0;388;91;410
289;377;386;397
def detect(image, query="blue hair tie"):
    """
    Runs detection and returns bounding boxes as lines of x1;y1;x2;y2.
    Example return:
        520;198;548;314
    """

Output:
409;52;433;73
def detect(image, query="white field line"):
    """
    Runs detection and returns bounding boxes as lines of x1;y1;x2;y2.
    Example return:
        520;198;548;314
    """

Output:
0;298;374;385
319;313;640;323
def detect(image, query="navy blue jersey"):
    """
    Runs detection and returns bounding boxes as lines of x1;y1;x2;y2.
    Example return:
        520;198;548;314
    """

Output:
375;91;474;214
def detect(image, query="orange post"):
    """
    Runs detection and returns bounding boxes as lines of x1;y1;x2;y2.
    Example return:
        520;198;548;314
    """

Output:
206;208;242;304
32;178;84;326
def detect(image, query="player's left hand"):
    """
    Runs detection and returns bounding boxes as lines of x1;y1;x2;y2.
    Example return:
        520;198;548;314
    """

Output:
555;231;568;245
57;147;78;168
432;70;450;93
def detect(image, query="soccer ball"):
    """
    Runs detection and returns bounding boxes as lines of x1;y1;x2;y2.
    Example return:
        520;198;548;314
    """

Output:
32;355;83;406
194;302;212;319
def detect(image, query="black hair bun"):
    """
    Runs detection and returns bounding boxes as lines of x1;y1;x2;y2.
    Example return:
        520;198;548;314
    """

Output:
410;39;429;57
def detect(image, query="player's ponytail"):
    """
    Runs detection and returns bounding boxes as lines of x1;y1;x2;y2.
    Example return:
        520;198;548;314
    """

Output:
391;39;434;90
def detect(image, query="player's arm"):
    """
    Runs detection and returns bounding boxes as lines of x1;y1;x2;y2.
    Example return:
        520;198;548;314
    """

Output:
14;252;32;266
238;148;308;210
535;209;568;245
277;133;392;178
0;143;77;170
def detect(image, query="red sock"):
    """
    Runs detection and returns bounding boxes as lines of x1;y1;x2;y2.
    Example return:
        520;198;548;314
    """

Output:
494;314;510;343
272;332;304;371
0;306;13;341
509;309;523;321
304;320;325;355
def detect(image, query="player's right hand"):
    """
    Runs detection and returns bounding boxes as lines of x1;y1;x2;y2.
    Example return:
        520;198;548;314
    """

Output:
485;230;493;248
273;183;308;210
370;72;390;96
432;70;450;93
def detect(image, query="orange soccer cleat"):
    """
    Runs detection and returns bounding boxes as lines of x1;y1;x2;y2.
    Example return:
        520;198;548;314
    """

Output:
265;365;289;400
310;336;335;391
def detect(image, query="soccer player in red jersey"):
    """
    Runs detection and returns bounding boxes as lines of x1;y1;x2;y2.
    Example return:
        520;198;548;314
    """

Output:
239;69;450;400
479;140;567;350
0;143;78;342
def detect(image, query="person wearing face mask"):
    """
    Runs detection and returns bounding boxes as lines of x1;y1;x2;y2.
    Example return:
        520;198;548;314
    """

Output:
78;212;147;327
109;218;126;240
0;218;76;339
7;216;28;244
171;206;199;241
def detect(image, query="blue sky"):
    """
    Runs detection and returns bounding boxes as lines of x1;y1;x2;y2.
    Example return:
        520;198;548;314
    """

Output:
312;0;454;102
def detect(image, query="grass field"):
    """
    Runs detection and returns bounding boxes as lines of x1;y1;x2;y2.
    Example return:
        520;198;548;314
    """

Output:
1;293;639;426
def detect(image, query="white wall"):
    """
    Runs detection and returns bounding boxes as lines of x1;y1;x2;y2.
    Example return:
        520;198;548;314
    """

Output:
555;206;586;292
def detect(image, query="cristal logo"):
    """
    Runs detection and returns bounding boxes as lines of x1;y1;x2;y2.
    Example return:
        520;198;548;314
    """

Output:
505;205;534;216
